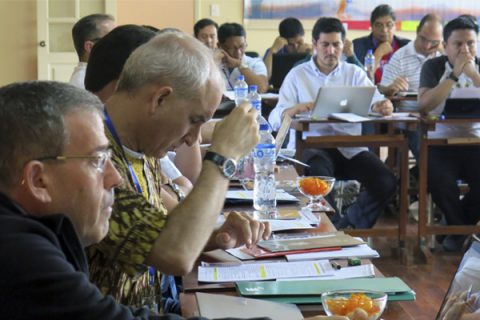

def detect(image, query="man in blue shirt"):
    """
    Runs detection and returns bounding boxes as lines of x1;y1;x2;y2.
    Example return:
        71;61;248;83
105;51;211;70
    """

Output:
269;17;396;229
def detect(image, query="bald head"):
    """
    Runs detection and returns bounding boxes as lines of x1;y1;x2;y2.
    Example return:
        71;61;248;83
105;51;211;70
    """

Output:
415;14;443;56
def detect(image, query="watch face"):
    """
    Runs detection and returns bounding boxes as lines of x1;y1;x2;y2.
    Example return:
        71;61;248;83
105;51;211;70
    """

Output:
223;159;237;178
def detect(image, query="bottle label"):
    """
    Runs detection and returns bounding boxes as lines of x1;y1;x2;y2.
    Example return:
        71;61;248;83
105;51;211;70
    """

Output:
254;144;275;159
251;99;261;112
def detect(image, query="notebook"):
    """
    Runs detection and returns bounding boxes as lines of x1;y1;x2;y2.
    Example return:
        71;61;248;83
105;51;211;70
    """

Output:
270;52;309;89
436;235;480;319
196;292;303;320
236;277;416;304
443;98;480;119
303;86;376;119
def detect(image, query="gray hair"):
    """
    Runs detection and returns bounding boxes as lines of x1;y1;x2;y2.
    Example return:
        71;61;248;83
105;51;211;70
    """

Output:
0;81;103;190
116;31;223;100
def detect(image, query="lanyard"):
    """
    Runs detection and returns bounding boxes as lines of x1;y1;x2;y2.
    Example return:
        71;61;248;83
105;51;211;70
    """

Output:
104;109;157;287
103;109;143;195
222;65;235;90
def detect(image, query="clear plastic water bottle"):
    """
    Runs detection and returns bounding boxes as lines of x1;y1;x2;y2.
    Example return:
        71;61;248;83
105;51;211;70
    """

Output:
253;124;277;213
234;75;248;106
364;49;375;81
248;85;271;131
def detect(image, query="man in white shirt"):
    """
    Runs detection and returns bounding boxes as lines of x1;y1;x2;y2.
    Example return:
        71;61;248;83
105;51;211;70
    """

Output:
269;17;396;229
380;14;443;107
380;14;443;159
69;14;115;89
217;23;268;93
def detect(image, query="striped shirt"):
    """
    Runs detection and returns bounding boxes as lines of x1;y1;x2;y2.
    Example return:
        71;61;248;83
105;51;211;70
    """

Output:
380;41;441;111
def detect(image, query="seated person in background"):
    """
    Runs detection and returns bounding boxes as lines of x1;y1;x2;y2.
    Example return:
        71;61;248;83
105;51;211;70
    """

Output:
353;4;410;84
217;22;268;93
193;18;218;49
87;32;271;310
263;17;312;79
268;17;396;230
418;17;480;251
70;14;115;88
379;13;443;159
85;25;199;209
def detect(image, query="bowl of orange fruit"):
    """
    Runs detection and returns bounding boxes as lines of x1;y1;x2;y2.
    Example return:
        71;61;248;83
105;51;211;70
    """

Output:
321;290;387;320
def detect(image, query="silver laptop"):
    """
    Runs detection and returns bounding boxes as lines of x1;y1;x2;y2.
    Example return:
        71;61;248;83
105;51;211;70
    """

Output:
309;86;376;119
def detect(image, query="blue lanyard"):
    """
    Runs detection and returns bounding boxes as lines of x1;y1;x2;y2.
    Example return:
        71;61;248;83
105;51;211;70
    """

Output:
104;109;157;286
222;66;235;90
103;109;143;194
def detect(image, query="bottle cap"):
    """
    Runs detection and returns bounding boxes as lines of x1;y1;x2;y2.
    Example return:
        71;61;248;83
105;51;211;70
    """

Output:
259;124;269;131
367;49;373;54
237;75;245;81
249;85;257;92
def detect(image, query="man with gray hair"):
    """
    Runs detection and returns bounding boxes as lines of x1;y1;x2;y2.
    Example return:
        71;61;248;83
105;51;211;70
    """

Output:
70;13;116;88
86;31;270;310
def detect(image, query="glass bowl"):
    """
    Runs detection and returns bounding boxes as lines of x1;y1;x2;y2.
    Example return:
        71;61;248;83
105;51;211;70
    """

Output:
296;176;335;212
321;290;387;320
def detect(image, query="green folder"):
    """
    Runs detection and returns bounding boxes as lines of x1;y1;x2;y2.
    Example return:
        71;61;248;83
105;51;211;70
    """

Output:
236;277;416;304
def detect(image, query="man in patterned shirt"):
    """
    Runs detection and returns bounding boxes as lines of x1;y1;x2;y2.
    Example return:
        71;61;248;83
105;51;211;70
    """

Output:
87;31;270;311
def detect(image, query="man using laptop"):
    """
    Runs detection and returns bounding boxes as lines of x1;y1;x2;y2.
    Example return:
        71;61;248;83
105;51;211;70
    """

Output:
269;17;396;230
418;17;480;251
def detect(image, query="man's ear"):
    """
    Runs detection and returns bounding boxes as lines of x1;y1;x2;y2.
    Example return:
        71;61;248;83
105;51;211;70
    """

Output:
149;86;173;115
21;161;53;204
84;40;95;56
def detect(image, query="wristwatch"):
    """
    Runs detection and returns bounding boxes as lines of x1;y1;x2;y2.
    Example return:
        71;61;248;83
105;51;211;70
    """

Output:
447;71;459;83
204;151;237;179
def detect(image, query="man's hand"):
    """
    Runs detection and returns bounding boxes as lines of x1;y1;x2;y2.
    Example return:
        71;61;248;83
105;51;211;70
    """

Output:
298;42;313;54
375;42;393;59
453;52;475;78
372;99;394;116
283;102;314;119
463;60;479;79
220;49;242;69
213;211;271;249
385;76;409;95
343;38;354;58
271;36;288;53
210;102;259;161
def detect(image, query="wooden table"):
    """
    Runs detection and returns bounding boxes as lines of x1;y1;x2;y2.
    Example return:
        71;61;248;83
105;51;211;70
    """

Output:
180;211;414;319
416;118;480;263
291;117;417;257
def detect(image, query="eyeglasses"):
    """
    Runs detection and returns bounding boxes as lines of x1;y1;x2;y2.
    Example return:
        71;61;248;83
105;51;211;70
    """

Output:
373;22;395;31
36;149;112;173
418;35;441;47
223;43;247;53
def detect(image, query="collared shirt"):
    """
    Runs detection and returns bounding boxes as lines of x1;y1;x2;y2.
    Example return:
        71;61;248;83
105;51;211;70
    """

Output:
268;57;385;159
69;62;87;89
381;41;441;111
221;55;268;90
87;128;168;308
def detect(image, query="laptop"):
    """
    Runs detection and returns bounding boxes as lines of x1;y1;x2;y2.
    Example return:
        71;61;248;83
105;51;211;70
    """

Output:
308;86;377;119
270;53;309;89
436;234;480;319
443;98;480;119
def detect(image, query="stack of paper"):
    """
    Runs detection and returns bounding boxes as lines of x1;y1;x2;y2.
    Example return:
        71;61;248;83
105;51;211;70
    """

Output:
198;259;333;282
286;243;380;261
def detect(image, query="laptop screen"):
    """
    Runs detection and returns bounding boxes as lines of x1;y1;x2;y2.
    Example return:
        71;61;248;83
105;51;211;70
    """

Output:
436;234;480;319
274;114;292;157
270;53;309;89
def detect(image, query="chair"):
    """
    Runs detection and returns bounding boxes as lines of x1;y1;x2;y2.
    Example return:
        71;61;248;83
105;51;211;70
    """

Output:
245;51;259;58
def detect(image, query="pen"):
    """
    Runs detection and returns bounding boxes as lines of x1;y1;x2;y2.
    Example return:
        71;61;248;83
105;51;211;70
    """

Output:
331;261;342;270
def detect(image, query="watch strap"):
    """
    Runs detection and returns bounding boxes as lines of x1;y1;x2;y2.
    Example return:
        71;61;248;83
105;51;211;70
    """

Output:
447;71;459;82
204;151;227;166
